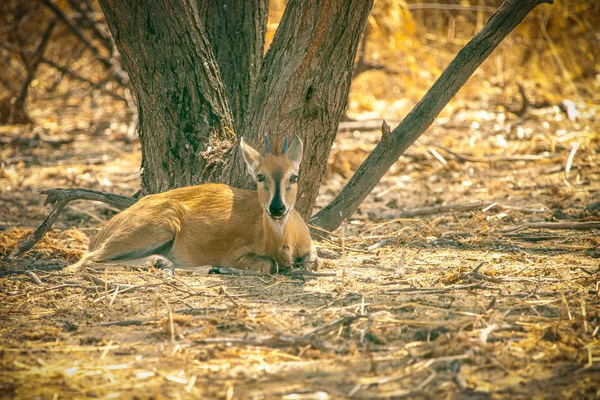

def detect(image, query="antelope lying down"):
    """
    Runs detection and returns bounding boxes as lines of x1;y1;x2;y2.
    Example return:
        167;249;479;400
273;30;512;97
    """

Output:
68;135;316;274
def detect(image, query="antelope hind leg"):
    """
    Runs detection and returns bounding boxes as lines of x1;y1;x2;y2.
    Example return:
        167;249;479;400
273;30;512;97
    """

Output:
66;222;176;273
65;253;176;274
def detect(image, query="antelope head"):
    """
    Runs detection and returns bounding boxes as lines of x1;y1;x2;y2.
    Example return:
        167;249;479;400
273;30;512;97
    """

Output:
240;135;303;221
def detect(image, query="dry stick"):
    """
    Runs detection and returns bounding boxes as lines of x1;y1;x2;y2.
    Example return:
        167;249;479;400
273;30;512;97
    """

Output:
301;315;363;338
93;283;160;304
285;269;336;278
193;316;362;349
435;145;551;163
385;283;489;295
9;283;87;297
500;221;600;233
9;197;68;260
25;271;42;285
382;201;548;220
9;189;136;259
310;0;554;233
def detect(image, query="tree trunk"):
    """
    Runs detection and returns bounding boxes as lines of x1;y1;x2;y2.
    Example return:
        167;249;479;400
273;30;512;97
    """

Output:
200;0;268;133
99;0;372;221
311;0;553;232
98;0;237;193
225;0;374;219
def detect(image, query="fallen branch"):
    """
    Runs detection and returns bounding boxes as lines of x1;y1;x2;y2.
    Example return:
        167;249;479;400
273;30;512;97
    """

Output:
310;0;554;232
585;201;600;212
502;233;573;242
435;145;550;163
500;221;600;233
85;274;135;291
93;283;159;304
382;201;549;220
0;264;65;277
193;334;313;348
9;188;136;259
208;266;336;278
98;318;151;326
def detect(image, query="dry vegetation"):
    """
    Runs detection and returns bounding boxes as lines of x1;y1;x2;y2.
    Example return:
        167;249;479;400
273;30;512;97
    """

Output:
1;0;600;398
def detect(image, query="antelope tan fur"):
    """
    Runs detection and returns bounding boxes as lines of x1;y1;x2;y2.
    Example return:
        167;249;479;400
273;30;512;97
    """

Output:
68;135;315;274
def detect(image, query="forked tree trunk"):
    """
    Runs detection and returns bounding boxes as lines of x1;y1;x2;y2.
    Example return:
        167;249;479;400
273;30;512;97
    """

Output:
224;0;374;218
98;0;372;220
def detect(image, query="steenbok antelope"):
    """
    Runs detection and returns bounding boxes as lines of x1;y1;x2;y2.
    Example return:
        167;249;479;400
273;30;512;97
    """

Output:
68;135;315;274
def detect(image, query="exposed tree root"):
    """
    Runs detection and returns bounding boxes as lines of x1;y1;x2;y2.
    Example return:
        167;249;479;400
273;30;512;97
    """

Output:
9;188;136;260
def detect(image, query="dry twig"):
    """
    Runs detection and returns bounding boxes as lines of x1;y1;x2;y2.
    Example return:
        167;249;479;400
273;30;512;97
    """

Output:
500;221;600;233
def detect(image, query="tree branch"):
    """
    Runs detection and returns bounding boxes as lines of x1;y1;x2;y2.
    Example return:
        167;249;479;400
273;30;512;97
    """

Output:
0;40;127;103
67;0;114;54
311;0;554;232
13;18;57;117
40;0;113;71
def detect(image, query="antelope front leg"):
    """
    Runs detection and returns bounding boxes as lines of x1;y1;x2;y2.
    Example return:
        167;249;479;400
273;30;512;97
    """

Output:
294;251;319;271
208;254;277;275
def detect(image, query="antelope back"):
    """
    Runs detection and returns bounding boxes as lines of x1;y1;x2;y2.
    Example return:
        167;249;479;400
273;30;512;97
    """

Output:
240;135;303;220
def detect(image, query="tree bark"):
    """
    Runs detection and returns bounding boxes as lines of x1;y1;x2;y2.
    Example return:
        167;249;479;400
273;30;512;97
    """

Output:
98;0;236;193
310;0;554;232
225;0;374;219
199;0;268;133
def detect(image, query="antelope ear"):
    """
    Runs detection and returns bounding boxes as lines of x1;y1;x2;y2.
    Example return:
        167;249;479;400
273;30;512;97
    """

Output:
286;135;303;171
240;137;263;179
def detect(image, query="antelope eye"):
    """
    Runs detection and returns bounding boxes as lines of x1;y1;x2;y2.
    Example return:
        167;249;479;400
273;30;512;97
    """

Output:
257;173;265;182
290;175;298;183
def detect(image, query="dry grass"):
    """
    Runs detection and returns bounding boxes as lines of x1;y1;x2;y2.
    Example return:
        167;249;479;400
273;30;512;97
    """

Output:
2;98;599;397
2;0;600;398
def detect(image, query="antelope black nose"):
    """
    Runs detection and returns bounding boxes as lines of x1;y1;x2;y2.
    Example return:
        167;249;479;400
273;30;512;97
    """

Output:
269;202;287;217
